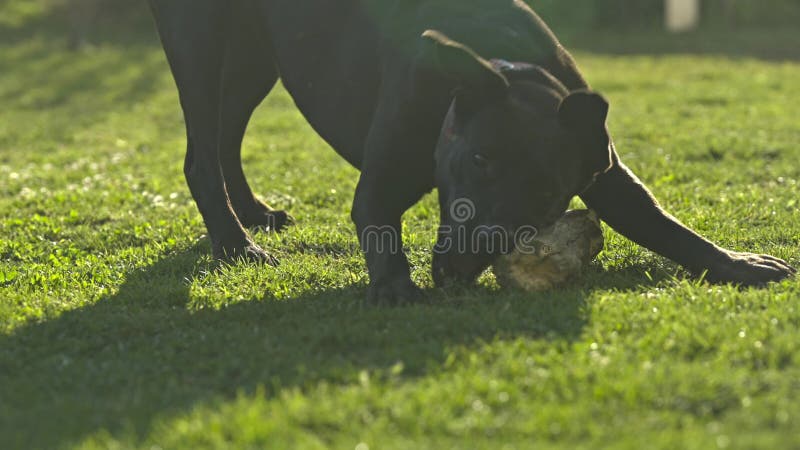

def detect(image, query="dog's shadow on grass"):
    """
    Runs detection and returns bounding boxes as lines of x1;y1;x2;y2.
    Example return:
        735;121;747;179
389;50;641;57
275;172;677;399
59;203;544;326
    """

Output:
0;244;663;448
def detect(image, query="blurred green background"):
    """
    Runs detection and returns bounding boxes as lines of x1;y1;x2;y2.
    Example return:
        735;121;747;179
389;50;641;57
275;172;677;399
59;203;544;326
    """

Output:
1;1;799;449
536;0;800;29
2;0;800;49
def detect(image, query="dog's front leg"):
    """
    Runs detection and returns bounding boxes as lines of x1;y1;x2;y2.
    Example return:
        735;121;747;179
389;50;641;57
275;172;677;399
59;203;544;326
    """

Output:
580;151;796;286
352;177;425;306
351;143;435;305
351;70;440;305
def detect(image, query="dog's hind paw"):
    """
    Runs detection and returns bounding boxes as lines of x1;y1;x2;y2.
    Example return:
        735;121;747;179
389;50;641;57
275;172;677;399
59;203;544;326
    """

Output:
239;208;294;233
214;241;279;266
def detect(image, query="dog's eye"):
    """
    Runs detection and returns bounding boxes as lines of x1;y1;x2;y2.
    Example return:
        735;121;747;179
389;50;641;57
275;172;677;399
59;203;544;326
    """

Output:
472;153;489;169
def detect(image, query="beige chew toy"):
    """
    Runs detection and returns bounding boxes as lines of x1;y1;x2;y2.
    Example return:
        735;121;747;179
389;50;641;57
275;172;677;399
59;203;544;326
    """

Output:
493;209;604;291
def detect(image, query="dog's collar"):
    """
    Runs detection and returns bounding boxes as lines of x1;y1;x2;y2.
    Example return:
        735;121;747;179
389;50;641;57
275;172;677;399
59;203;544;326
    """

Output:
490;59;536;73
489;59;570;96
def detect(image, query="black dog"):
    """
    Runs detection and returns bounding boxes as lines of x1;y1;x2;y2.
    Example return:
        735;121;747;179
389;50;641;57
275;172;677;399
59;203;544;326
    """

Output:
148;0;795;303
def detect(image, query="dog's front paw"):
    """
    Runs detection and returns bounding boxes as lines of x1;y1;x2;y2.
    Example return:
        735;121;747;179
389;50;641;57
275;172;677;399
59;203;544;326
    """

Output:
214;240;279;266
366;277;424;307
703;251;796;287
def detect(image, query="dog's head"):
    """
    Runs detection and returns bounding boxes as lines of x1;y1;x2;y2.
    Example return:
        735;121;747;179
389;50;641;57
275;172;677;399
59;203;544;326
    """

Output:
422;30;613;285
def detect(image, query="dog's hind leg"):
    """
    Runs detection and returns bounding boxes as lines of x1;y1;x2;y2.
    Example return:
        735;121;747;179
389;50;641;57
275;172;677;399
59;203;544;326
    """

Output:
149;0;276;263
217;10;292;232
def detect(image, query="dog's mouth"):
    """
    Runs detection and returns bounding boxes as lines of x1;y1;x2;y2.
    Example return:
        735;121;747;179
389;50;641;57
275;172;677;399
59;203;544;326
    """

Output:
432;202;565;285
433;253;493;286
432;242;499;287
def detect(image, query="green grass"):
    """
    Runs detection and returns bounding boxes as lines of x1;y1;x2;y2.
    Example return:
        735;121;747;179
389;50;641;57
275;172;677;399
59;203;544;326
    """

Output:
1;4;800;449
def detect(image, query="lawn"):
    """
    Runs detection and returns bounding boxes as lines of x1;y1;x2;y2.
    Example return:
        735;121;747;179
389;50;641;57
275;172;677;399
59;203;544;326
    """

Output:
1;4;799;450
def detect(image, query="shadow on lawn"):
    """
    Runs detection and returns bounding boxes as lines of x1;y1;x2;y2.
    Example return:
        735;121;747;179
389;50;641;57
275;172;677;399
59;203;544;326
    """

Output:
0;243;665;448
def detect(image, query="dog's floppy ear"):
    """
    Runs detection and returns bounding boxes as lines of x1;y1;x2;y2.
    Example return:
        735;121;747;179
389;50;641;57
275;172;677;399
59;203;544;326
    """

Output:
558;90;609;130
558;90;613;176
422;29;509;94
